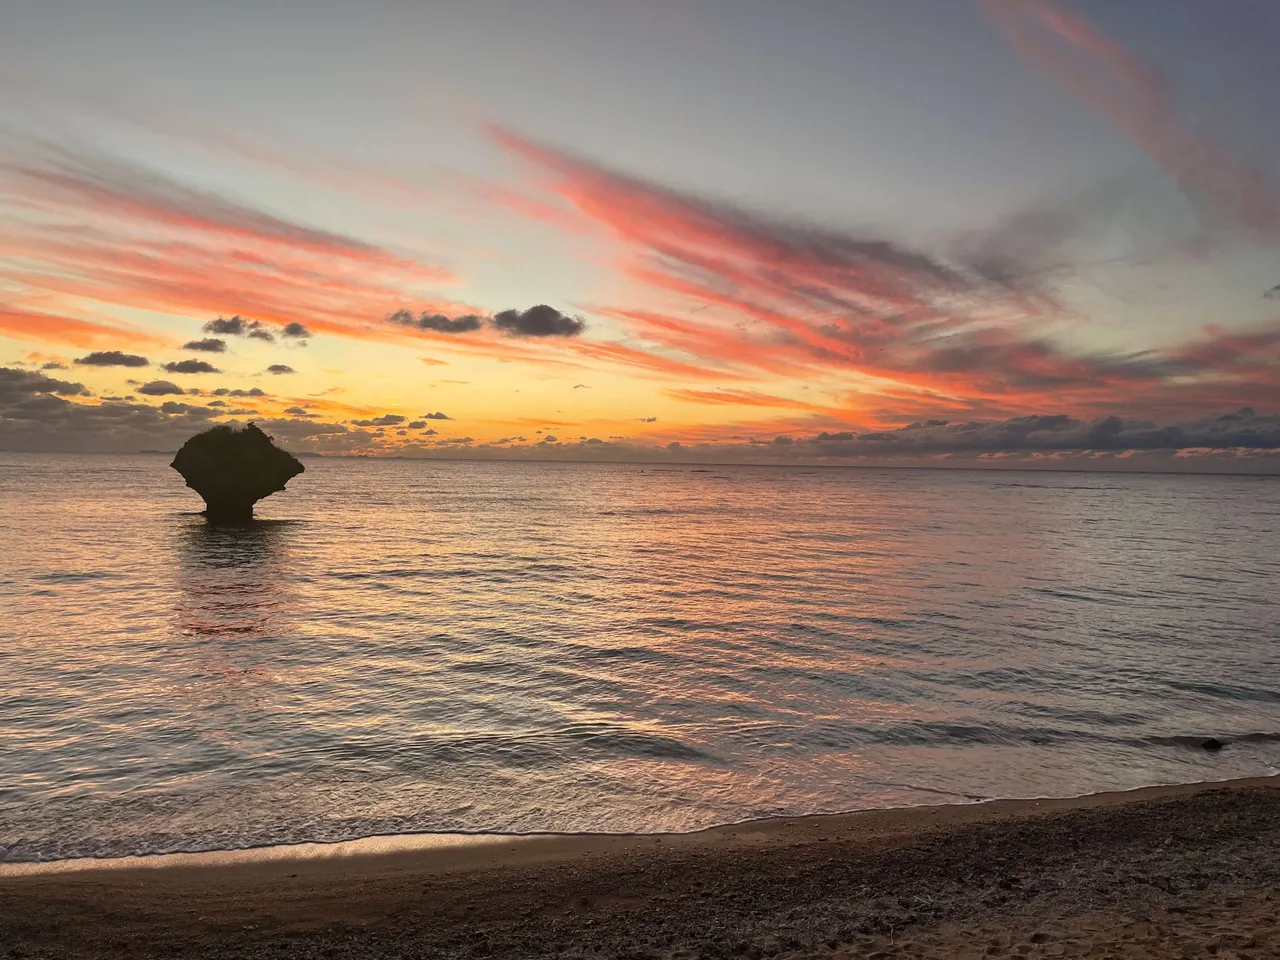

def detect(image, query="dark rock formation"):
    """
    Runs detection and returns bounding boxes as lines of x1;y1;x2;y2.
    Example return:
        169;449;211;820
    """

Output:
171;423;304;522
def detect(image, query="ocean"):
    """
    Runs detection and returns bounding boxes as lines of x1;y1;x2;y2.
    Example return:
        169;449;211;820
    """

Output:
1;453;1278;864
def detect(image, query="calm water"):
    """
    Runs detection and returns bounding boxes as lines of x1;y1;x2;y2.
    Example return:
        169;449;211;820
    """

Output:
1;454;1278;863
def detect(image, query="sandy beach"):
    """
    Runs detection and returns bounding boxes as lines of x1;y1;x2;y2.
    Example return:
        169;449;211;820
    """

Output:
2;776;1278;958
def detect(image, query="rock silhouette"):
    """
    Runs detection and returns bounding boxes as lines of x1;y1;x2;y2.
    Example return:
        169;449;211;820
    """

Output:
171;423;304;522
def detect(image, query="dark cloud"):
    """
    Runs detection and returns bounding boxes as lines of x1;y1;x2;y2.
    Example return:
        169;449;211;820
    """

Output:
157;401;215;418
424;428;438;436
388;304;587;339
283;406;311;416
492;304;586;338
407;421;427;429
75;351;149;367
419;411;451;420
183;338;227;353
0;367;90;403
0;366;385;455
203;316;276;342
1266;284;1280;300
162;359;220;374
41;361;67;370
211;387;266;397
203;316;249;336
802;410;1280;456
0;373;213;451
389;309;485;334
266;364;295;374
281;322;311;339
351;414;407;427
137;380;185;396
573;384;590;389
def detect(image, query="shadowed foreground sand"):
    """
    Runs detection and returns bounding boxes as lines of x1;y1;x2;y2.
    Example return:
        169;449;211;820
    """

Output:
2;777;1278;959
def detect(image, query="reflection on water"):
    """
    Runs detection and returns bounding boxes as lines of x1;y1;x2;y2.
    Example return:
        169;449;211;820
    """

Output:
175;520;295;638
1;455;1278;862
171;520;299;716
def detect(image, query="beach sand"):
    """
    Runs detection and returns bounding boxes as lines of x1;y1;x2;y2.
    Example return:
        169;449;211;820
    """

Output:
2;776;1278;958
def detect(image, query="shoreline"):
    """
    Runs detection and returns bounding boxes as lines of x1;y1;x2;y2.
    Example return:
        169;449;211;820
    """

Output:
3;775;1279;958
4;773;1276;880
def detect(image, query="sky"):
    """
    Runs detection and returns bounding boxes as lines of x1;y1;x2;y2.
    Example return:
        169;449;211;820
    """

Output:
2;0;1279;469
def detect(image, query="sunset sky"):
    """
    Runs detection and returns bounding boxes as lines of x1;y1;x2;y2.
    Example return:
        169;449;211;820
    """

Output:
2;0;1279;467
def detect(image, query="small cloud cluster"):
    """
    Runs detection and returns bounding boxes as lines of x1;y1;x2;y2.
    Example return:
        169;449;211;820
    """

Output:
0;365;380;454
352;414;406;427
211;387;266;397
162;359;220;374
75;351;149;367
183;338;227;353
266;364;295;374
420;411;451;420
389;304;586;338
389;310;485;334
202;316;311;344
138;380;185;396
204;315;276;341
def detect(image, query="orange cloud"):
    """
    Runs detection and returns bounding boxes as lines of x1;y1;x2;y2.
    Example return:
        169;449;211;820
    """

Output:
0;305;169;349
281;395;382;418
664;387;843;415
494;129;1280;424
0;144;538;359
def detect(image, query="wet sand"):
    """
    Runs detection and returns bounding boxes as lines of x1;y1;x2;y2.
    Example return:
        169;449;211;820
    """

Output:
2;776;1278;958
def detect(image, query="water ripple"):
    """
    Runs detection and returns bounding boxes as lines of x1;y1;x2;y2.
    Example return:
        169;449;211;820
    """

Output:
1;455;1278;862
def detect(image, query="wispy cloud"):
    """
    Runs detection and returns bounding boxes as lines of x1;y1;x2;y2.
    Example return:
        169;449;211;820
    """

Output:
664;387;843;416
983;0;1280;240
0;305;169;350
493;129;1280;423
0;140;469;351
